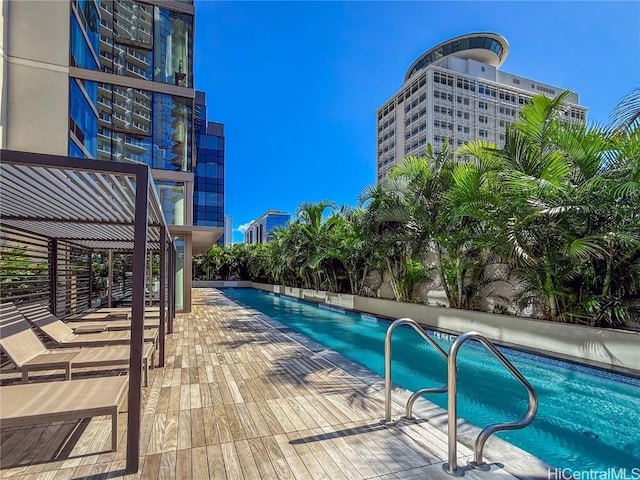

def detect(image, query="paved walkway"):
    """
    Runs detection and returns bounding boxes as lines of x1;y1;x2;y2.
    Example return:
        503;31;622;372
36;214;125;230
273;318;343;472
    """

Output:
0;289;545;479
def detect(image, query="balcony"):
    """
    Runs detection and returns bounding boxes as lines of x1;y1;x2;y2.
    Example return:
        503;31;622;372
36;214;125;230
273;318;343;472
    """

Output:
112;112;129;127
125;63;148;80
132;121;149;132
133;98;151;111
134;90;151;101
133;109;151;121
113;12;134;30
98;113;112;125
100;34;113;47
112;100;129;113
99;2;112;16
125;137;148;152
99;19;112;36
97;99;112;112
97;143;112;154
125;49;150;69
114;0;133;14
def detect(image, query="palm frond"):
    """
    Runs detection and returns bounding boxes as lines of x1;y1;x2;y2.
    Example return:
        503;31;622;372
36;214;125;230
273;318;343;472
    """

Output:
610;86;640;133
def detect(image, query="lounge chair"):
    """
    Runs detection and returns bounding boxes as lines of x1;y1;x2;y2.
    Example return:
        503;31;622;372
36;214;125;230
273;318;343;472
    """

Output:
17;304;159;349
91;307;161;319
0;376;128;451
64;317;160;332
95;306;160;314
0;303;155;385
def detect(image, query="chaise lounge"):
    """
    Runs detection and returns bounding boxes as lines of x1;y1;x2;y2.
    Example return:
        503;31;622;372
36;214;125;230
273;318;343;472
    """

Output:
18;304;159;349
0;303;155;385
64;317;160;332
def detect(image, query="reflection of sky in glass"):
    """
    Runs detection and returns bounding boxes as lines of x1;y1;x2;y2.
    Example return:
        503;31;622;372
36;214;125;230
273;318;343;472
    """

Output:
70;79;98;158
153;94;192;171
155;180;185;225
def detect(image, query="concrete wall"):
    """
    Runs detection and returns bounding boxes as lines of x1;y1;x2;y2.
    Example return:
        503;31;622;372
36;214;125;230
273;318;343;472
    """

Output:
194;280;252;288
3;0;69;154
249;282;640;374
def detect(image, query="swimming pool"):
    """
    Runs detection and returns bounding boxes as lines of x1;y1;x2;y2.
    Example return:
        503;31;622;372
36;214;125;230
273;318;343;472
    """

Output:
220;288;640;471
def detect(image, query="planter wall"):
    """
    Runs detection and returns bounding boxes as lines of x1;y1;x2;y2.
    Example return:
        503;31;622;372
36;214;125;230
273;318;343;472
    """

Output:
193;280;252;288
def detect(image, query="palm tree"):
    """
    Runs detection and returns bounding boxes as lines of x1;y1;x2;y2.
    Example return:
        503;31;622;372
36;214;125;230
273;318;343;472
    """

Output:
611;86;640;133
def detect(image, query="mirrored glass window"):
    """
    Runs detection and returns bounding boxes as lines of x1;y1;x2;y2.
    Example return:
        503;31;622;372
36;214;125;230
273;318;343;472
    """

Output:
153;94;192;171
154;7;193;87
155;180;186;225
95;1;154;79
70;0;100;70
69;78;98;158
174;236;185;312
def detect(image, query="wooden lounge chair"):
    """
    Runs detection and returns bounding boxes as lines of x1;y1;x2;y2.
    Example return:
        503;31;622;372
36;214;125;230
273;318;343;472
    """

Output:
0;303;155;385
0;376;128;451
18;304;159;349
66;312;128;321
95;306;160;314
64;317;160;332
91;307;161;319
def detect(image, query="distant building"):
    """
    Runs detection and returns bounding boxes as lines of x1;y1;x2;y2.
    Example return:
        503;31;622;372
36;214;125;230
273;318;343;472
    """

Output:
244;211;290;244
376;32;587;181
224;215;232;246
194;91;225;246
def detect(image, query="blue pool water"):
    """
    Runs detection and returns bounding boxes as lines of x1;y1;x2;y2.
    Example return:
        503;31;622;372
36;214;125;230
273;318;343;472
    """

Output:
220;288;640;471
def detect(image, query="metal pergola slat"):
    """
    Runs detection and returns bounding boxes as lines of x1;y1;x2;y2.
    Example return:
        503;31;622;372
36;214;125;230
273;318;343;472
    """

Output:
0;149;175;474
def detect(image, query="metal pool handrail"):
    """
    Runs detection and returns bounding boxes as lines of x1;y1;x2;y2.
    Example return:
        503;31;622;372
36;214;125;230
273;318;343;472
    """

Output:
381;318;449;425
443;331;539;476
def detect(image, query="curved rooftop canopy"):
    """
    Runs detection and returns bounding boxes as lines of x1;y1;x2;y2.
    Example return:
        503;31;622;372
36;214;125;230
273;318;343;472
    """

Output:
405;33;509;82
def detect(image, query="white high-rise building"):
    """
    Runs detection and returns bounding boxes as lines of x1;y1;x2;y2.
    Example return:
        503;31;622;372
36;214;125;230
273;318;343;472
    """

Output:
376;32;587;181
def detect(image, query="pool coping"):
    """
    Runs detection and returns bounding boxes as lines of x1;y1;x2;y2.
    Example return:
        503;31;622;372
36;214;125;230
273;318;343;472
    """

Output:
222;292;554;480
272;290;640;386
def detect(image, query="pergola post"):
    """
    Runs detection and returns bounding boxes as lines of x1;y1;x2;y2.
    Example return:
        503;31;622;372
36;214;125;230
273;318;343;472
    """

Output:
49;239;58;315
125;165;149;475
159;227;166;367
167;242;172;334
148;252;153;307
88;249;93;309
107;249;113;308
169;245;176;333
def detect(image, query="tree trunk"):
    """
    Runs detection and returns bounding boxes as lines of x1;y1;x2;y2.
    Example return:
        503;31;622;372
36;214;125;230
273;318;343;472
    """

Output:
456;258;463;309
545;269;557;321
436;245;453;307
385;257;401;302
358;265;369;296
602;254;613;298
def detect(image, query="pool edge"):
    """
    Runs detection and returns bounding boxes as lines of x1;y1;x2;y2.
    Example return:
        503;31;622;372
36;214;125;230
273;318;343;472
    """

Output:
221;291;554;480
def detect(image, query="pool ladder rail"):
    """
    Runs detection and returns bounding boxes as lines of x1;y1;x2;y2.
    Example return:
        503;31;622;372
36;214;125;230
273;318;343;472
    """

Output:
381;318;539;477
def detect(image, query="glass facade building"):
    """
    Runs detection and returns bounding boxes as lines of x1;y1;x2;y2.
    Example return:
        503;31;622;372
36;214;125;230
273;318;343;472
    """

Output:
65;0;221;312
70;0;192;88
69;1;193;171
194;91;225;244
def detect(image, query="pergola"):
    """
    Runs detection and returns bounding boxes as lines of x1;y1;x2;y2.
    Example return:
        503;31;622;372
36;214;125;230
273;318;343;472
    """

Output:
0;149;176;473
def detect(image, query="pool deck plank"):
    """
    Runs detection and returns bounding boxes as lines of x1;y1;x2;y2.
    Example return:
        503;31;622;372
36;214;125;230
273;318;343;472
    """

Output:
0;288;536;479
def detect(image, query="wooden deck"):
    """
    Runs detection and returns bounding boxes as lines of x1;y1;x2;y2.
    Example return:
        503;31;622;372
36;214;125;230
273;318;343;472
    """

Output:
0;289;542;479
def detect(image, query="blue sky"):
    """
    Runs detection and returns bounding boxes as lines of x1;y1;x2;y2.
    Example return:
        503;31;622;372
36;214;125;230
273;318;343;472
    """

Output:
193;1;640;243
